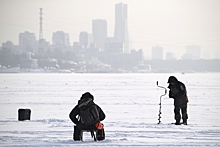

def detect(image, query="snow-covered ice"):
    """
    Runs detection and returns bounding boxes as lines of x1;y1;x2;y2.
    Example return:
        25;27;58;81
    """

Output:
0;73;220;146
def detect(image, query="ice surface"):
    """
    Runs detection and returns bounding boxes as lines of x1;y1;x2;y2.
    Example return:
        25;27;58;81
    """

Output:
0;73;220;146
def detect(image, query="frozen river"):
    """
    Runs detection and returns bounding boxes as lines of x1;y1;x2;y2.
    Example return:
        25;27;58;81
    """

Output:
0;73;220;146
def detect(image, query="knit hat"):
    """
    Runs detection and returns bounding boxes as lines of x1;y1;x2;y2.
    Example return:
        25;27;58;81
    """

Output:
81;92;94;100
168;76;178;83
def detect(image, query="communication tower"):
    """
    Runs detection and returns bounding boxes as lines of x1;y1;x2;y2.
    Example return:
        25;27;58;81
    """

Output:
39;8;43;53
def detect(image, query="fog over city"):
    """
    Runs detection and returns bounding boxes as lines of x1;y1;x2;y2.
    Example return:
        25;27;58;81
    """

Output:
0;0;219;59
0;0;220;73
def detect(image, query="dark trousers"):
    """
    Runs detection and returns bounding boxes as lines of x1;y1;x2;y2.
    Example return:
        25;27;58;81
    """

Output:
73;124;105;141
174;106;188;122
73;123;97;141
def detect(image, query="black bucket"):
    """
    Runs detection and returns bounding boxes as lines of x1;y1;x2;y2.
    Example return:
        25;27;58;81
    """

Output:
18;109;31;121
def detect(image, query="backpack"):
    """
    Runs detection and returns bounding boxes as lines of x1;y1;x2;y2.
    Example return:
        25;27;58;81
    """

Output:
78;98;100;125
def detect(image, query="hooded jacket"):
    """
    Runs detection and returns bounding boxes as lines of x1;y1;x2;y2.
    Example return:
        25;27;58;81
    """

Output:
168;80;189;107
69;93;105;126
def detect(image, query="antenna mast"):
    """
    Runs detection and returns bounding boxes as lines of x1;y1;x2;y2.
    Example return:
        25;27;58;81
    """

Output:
39;8;43;53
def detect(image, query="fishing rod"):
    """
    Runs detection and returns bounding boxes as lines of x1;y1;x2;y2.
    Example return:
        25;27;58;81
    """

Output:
156;81;167;124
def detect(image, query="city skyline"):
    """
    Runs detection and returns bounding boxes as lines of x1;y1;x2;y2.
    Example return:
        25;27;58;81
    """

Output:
0;0;220;59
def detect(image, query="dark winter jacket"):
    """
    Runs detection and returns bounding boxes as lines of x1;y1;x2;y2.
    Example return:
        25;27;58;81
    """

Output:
168;81;189;107
69;97;105;130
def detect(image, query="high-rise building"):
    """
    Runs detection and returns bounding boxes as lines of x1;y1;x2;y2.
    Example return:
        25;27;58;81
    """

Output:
52;31;70;52
152;45;163;60
105;42;124;53
114;3;129;53
79;31;92;48
185;44;201;60
19;31;38;53
92;19;107;50
52;31;69;46
2;41;14;52
166;52;176;60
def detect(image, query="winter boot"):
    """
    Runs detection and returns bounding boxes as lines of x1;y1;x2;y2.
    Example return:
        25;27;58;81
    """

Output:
182;113;188;125
175;115;181;125
73;126;81;141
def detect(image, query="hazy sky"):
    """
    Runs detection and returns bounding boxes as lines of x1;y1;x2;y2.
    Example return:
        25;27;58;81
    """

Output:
0;0;220;59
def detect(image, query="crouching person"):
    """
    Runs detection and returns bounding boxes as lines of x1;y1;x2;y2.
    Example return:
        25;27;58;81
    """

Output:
69;92;106;141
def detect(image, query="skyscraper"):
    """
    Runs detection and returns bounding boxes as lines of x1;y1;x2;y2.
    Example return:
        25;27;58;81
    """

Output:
114;3;129;53
92;19;107;50
152;45;163;60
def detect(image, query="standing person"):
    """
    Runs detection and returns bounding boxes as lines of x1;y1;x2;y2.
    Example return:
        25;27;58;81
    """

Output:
167;76;189;125
69;92;106;141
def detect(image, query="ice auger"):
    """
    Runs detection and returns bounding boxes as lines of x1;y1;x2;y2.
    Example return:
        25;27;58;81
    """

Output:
156;81;167;124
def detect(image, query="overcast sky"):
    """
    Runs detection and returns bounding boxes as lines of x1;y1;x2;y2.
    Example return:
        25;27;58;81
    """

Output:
0;0;220;59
